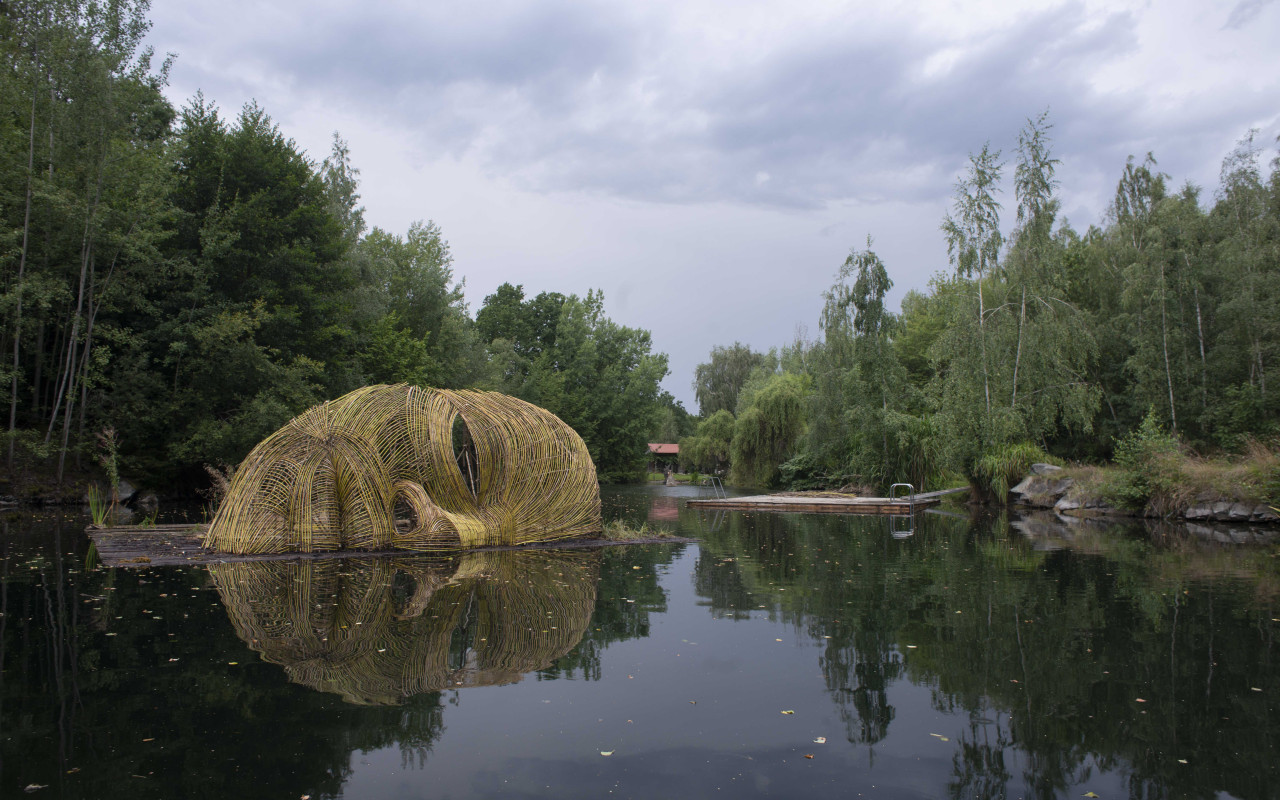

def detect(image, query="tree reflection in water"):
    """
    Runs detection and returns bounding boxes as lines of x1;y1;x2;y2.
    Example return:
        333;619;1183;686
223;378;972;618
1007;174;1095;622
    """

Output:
209;550;600;705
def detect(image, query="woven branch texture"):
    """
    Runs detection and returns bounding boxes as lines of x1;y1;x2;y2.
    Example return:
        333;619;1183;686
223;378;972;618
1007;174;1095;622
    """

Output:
204;384;602;554
209;550;599;705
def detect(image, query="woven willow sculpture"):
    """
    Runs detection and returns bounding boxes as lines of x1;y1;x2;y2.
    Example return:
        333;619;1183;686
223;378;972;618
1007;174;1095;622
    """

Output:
204;384;602;554
209;550;600;705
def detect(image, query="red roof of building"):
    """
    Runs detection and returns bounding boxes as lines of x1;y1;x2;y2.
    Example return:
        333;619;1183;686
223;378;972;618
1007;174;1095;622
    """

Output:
648;443;679;455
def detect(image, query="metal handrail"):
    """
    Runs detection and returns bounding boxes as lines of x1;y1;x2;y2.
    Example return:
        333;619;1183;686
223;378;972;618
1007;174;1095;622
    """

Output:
702;476;727;499
890;482;916;538
890;508;915;538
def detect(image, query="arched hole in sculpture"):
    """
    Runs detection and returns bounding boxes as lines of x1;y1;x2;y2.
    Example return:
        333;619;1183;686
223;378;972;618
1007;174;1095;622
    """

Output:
392;494;417;535
451;413;479;501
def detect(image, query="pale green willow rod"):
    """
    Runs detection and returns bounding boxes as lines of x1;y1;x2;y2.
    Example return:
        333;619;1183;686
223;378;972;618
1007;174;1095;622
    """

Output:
205;384;602;554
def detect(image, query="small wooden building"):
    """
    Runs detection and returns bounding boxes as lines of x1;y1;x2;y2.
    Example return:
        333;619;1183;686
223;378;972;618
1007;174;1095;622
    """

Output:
647;443;679;473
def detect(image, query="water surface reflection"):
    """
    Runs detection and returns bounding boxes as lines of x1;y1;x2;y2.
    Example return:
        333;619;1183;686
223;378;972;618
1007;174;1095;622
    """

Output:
2;491;1279;800
210;551;599;704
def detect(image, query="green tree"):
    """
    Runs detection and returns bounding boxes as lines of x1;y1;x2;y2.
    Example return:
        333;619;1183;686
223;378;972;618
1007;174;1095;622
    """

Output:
933;116;1096;494
354;221;483;388
730;372;809;487
801;239;932;489
1208;131;1279;439
0;0;175;480
940;142;1004;423
651;391;696;444
549;292;669;482
693;342;771;417
679;409;734;474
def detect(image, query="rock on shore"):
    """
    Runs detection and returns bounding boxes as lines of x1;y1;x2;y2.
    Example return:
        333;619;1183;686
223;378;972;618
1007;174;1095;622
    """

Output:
1009;463;1279;524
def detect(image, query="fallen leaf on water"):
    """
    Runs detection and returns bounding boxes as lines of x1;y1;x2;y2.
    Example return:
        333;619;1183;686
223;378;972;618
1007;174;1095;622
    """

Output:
781;710;795;715
600;751;614;757
23;785;47;793
1177;759;1188;764
1083;793;1100;798
1251;687;1262;692
813;737;826;744
1135;698;1146;703
142;738;155;742
803;754;814;759
929;733;950;742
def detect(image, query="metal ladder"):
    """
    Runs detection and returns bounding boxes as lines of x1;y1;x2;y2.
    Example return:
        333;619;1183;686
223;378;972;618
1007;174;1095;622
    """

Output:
702;476;727;499
890;482;916;538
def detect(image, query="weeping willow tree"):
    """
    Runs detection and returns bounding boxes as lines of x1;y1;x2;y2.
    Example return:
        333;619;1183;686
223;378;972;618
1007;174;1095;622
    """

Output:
204;384;602;554
678;409;735;474
209;549;600;705
729;372;810;487
803;238;936;490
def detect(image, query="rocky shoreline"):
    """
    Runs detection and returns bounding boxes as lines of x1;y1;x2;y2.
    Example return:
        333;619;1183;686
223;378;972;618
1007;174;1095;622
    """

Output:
1010;463;1279;524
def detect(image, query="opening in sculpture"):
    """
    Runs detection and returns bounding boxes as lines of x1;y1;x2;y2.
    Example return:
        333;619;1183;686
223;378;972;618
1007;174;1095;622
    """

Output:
204;384;602;554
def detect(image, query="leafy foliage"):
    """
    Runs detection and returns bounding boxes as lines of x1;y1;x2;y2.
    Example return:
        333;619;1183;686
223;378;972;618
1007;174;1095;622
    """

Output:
698;111;1278;496
693;342;773;417
729;372;809;487
679;409;735;474
0;3;672;490
473;288;668;482
1108;410;1184;513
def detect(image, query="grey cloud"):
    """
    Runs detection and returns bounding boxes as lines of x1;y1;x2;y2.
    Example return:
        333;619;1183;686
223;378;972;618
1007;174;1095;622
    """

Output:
468;3;1148;207
160;1;1277;215
1224;0;1273;28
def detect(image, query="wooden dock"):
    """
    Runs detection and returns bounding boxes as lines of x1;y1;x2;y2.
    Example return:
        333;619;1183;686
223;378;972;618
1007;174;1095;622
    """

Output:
686;487;969;515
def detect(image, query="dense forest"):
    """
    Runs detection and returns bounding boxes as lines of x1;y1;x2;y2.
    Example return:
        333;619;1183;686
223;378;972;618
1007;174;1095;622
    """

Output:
0;0;673;489
682;112;1280;497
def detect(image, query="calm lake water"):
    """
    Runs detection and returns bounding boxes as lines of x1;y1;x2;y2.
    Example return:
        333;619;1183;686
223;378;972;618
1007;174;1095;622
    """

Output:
2;485;1278;799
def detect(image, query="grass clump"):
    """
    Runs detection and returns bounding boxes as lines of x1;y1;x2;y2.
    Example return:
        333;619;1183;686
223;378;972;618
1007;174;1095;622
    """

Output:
974;442;1056;501
601;519;674;541
647;472;695;483
87;484;110;527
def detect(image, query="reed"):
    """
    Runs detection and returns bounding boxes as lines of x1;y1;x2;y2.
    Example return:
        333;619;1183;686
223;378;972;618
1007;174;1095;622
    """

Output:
87;484;109;527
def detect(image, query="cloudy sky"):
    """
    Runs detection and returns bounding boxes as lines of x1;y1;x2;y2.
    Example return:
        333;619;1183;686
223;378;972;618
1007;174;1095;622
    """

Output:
144;0;1279;409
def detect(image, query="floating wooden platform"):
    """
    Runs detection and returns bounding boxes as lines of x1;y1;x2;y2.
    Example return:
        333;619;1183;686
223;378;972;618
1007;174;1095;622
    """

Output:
686;487;969;515
88;524;690;568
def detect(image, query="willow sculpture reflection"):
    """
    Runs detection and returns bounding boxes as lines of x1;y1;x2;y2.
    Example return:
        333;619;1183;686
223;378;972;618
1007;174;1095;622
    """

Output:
209;550;600;705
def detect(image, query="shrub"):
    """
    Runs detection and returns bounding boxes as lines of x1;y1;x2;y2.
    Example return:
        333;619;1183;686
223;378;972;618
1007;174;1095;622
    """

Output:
1109;410;1183;514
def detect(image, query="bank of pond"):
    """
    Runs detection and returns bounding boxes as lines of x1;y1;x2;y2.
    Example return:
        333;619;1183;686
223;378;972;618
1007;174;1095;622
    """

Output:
2;484;1278;799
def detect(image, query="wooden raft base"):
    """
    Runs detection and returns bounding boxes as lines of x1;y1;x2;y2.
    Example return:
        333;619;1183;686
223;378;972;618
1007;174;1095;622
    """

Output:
88;525;690;568
686;487;969;515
